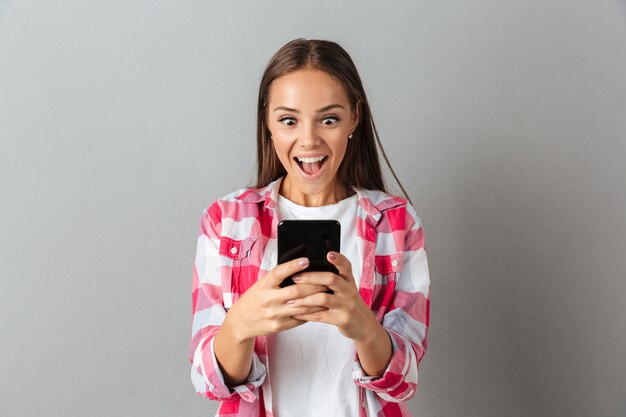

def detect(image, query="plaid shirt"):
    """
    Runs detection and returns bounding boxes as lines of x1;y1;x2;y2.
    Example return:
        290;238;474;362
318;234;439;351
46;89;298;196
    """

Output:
190;177;430;417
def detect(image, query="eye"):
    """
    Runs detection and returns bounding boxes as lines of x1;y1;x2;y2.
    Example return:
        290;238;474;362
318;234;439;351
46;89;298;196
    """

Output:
279;116;297;126
321;116;339;126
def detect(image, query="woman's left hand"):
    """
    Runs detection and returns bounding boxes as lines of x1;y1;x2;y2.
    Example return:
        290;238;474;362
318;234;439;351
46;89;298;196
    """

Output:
289;251;378;342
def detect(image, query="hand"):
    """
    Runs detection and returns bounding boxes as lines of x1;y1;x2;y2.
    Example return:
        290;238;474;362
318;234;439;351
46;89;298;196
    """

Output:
289;252;379;342
225;257;329;342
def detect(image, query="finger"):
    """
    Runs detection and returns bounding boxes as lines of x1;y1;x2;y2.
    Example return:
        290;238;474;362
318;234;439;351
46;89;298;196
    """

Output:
326;251;355;283
292;271;345;291
288;291;335;310
277;310;332;332
273;316;307;333
264;257;309;288
292;310;331;323
271;304;327;320
275;283;329;304
288;305;327;316
271;284;328;304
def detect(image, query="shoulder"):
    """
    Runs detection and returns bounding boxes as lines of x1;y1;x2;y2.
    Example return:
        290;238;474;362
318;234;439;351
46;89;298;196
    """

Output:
356;188;423;230
215;186;264;204
203;182;275;224
356;188;407;208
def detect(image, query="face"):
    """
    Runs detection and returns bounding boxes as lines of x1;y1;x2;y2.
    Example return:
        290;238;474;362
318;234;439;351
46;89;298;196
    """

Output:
266;68;359;207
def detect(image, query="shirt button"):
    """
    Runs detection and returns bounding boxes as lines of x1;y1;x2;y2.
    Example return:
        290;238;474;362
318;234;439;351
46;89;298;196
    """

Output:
230;247;238;255
365;261;371;268
391;260;399;267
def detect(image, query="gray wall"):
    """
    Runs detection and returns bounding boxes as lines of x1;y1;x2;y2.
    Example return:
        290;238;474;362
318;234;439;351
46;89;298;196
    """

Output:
1;1;625;416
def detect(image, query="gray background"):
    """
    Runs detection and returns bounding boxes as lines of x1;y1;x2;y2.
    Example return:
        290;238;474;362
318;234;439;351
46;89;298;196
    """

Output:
1;1;625;416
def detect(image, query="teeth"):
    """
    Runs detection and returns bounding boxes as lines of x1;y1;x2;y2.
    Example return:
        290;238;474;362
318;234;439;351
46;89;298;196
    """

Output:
296;156;326;163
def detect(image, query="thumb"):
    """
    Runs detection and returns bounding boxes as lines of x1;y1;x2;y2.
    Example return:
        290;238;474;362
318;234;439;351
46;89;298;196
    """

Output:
265;257;310;288
326;251;355;283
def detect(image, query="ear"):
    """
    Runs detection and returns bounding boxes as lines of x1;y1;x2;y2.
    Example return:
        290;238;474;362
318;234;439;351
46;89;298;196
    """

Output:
351;102;361;132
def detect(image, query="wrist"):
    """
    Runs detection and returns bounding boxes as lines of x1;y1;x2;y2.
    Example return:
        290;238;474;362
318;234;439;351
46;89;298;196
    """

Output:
223;308;254;345
353;317;392;377
354;312;386;345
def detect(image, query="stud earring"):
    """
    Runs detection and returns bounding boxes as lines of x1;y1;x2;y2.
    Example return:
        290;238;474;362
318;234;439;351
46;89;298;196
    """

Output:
348;133;354;139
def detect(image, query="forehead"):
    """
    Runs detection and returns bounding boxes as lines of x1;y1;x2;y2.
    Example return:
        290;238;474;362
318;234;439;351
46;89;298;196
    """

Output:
268;69;351;108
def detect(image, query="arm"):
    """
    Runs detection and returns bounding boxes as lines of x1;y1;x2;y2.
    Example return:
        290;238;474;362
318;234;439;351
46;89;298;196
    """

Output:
189;204;266;402
353;316;393;377
287;203;430;400
190;203;329;399
353;203;431;402
213;314;256;386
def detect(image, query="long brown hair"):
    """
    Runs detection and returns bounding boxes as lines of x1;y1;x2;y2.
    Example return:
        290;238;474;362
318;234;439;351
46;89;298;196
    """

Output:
255;38;410;201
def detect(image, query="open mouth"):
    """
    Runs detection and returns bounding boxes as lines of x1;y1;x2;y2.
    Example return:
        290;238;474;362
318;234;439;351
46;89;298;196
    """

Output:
294;155;328;176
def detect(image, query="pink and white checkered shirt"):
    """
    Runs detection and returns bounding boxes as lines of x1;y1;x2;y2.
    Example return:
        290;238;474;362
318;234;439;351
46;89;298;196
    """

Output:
190;177;430;417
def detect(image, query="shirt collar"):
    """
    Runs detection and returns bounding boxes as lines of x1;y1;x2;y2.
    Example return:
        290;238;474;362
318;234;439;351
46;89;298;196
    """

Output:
354;188;406;226
235;177;283;209
236;176;406;226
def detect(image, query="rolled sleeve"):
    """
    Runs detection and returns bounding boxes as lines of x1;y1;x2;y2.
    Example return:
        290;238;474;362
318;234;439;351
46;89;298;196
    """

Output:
191;336;266;402
352;328;419;401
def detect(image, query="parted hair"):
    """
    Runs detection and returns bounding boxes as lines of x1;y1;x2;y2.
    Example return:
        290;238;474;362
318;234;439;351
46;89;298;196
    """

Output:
255;38;409;201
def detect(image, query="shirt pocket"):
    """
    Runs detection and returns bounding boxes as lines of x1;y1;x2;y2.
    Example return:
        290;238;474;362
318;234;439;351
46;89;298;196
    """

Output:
219;236;257;309
372;253;403;320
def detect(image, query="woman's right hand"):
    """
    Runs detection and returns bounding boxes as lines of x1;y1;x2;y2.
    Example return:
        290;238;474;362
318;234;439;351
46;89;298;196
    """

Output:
224;257;329;343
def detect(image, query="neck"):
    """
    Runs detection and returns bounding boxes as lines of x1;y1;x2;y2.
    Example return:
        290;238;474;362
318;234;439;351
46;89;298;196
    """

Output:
279;176;353;207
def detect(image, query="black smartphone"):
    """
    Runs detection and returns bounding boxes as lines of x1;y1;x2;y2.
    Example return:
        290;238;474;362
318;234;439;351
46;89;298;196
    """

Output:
277;220;341;288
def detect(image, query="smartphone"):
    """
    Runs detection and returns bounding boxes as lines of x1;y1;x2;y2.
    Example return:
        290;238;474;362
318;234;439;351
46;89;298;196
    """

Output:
277;220;340;288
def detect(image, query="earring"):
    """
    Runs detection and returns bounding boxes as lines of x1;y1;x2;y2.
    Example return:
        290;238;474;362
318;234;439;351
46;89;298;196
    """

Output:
348;133;354;139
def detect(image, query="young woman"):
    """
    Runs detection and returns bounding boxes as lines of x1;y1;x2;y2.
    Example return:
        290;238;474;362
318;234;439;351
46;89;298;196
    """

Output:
190;38;430;417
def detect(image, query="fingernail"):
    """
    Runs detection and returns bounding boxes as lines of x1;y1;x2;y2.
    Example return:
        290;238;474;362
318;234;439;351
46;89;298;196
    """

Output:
286;299;295;305
292;274;302;282
328;252;336;261
298;258;309;267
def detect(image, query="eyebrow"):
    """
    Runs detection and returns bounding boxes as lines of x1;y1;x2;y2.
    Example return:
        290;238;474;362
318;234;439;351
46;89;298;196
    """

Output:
272;104;345;113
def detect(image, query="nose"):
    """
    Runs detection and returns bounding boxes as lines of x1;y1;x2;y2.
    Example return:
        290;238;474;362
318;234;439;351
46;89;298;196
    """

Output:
298;122;321;148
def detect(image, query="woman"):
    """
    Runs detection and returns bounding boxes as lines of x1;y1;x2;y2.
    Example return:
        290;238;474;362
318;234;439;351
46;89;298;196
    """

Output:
190;38;430;417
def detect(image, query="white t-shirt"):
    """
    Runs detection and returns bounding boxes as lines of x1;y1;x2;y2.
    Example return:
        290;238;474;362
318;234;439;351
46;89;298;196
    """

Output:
269;194;361;417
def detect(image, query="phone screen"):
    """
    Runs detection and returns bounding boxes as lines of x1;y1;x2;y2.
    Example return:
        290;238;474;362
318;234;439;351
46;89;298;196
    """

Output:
277;220;340;287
